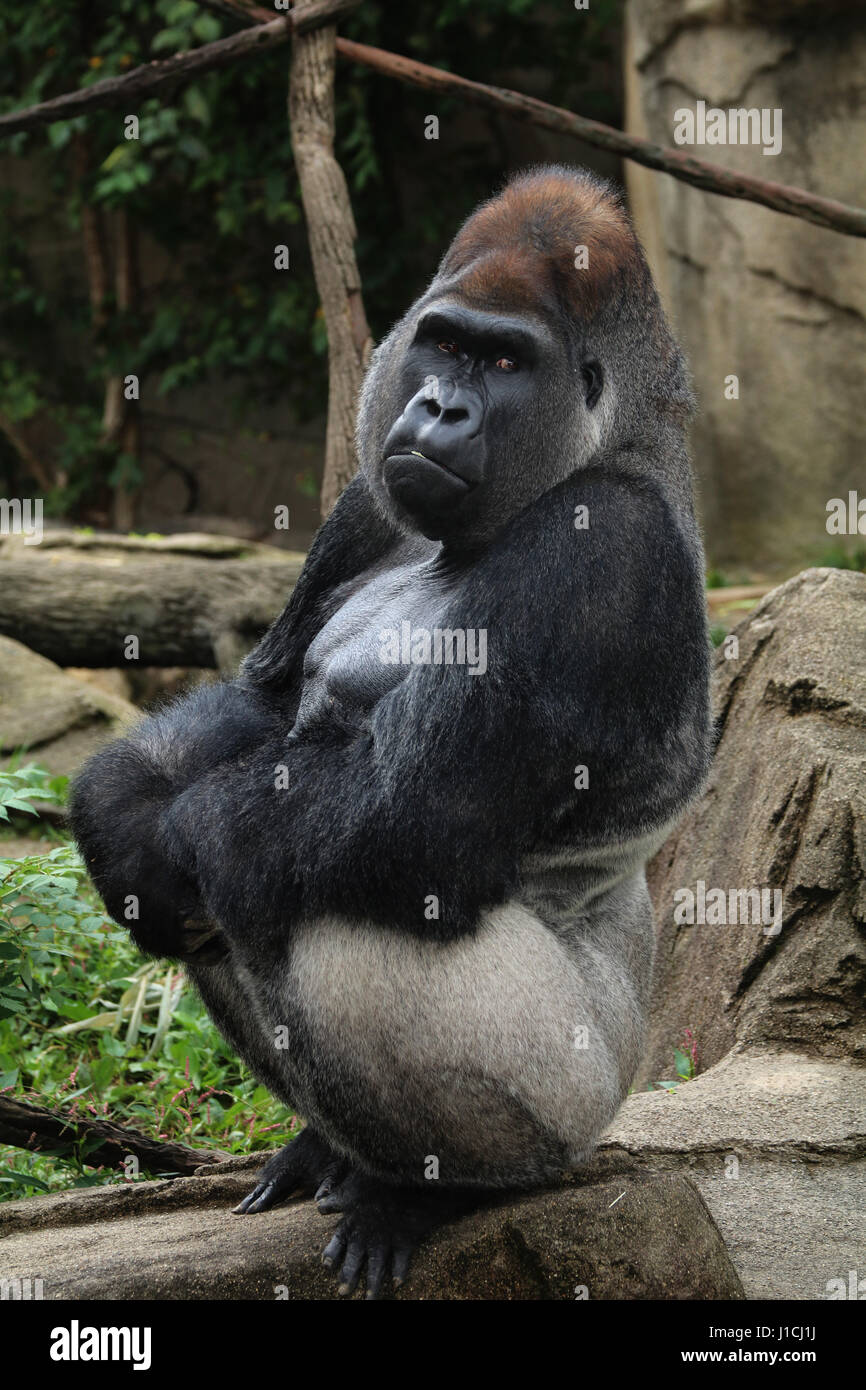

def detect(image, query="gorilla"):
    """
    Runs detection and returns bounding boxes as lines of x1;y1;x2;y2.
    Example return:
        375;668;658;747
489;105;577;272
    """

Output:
71;166;711;1299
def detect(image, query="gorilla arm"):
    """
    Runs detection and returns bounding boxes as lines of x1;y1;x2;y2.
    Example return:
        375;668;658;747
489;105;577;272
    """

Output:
164;464;711;948
69;474;402;958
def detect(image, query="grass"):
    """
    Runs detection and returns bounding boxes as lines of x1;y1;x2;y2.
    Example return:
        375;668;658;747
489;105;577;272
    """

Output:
0;762;294;1201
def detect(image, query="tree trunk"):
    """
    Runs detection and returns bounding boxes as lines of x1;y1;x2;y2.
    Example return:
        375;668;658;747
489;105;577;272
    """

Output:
289;0;372;518
108;207;142;532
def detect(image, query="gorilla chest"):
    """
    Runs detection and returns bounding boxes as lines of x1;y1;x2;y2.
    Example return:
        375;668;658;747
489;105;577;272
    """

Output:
292;560;451;735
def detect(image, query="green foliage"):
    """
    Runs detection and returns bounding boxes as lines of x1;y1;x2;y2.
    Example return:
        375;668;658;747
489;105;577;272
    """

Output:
0;763;293;1199
651;1028;698;1092
0;0;623;516
0;763;68;823
705;568;730;589
819;542;866;573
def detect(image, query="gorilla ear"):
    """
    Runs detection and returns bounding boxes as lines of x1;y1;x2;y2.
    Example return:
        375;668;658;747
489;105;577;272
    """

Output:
581;360;604;411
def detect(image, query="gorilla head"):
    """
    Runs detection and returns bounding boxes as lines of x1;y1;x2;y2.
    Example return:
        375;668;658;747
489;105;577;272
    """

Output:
358;165;693;551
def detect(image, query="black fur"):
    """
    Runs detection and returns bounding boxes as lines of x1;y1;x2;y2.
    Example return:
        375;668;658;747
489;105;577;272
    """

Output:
70;167;712;1296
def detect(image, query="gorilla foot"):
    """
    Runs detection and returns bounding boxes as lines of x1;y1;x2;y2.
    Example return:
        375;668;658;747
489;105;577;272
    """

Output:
232;1127;347;1215
316;1169;477;1300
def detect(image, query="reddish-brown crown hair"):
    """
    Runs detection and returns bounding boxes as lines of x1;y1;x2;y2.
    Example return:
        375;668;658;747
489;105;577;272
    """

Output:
439;167;642;321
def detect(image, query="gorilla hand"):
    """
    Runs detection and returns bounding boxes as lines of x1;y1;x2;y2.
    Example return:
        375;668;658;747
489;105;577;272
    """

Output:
69;739;227;962
71;681;284;961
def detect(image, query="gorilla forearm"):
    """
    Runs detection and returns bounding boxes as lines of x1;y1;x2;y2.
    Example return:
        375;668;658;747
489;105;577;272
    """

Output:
70;680;285;953
165;727;521;944
70;479;401;955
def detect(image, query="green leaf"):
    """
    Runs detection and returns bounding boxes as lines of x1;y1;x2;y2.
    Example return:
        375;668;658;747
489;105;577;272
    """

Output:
192;14;221;43
673;1048;692;1078
53;1011;119;1034
100;144;130;171
1;1170;51;1192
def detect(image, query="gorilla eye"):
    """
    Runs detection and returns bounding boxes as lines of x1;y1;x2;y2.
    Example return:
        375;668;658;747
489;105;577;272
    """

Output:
437;340;459;355
495;356;519;372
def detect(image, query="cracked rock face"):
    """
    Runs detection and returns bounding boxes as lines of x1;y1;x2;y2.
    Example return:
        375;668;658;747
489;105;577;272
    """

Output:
642;568;866;1086
623;0;866;570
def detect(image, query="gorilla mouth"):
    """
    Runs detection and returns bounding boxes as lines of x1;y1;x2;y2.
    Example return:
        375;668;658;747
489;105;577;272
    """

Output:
385;450;473;491
382;450;476;535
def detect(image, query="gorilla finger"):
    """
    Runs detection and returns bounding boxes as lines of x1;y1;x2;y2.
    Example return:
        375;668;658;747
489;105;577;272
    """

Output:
364;1244;389;1301
337;1237;366;1297
322;1228;348;1271
232;1183;269;1215
323;1158;350;1188
316;1181;347;1214
392;1244;413;1288
248;1181;305;1213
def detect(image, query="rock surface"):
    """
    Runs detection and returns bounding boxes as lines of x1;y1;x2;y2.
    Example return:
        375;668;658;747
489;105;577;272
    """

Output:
0;1167;742;1301
643;568;866;1083
0;636;138;778
623;0;866;571
600;1048;866;1300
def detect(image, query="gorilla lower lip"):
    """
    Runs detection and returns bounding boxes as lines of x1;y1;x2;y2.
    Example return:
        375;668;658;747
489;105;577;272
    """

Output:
386;452;471;489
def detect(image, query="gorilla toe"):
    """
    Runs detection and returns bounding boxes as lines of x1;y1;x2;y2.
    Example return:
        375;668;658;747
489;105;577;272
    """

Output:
317;1170;477;1299
232;1127;347;1215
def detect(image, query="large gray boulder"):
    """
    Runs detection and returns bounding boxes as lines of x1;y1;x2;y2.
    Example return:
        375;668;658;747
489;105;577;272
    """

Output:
0;636;137;778
616;566;866;1300
0;1166;742;1300
643;568;866;1082
600;1048;866;1300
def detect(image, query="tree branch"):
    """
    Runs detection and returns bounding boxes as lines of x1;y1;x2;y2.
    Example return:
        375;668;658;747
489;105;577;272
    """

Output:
0;1;361;137
0;1094;227;1177
192;6;866;239
289;0;372;517
0;6;862;238
0;410;55;493
333;39;866;239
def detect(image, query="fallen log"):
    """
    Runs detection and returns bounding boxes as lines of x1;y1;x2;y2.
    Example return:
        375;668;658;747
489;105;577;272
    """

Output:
0;546;304;670
0;1094;227;1176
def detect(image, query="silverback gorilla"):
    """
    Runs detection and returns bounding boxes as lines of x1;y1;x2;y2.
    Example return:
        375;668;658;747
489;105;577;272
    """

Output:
71;167;711;1298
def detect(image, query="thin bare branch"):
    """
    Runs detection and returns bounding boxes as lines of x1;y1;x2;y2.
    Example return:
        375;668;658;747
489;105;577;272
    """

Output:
0;5;862;240
333;39;866;239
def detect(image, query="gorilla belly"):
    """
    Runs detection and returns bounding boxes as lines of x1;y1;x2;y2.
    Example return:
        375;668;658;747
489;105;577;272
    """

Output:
192;873;653;1188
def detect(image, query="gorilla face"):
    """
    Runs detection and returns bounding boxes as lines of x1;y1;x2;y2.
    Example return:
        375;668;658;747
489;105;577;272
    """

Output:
356;165;689;554
370;298;604;551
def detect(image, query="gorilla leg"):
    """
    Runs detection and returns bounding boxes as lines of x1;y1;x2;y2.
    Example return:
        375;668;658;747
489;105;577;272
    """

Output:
284;885;651;1190
278;880;652;1295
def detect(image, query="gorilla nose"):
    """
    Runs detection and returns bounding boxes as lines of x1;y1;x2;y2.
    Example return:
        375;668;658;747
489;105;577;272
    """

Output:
385;383;485;487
